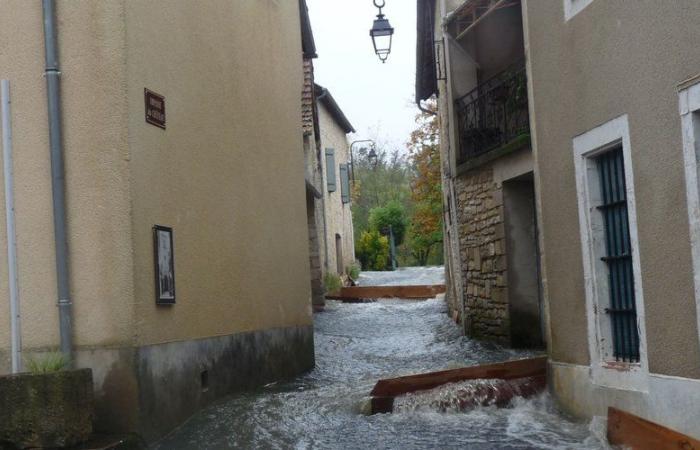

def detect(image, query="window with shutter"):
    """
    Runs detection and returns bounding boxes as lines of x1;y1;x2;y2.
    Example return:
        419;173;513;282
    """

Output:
339;163;350;204
326;149;336;192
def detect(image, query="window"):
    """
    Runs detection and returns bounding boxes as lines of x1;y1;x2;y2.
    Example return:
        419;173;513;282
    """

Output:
339;163;350;204
563;0;595;21
573;114;648;391
595;147;639;363
325;148;336;192
679;79;700;349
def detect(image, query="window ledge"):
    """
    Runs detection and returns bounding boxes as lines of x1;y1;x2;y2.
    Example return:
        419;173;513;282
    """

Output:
603;361;641;372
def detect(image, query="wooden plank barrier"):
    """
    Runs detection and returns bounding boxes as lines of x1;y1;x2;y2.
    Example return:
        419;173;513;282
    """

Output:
369;356;547;414
326;284;446;301
607;407;700;450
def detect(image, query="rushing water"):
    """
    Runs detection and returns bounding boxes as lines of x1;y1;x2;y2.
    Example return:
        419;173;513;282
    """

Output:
154;268;610;450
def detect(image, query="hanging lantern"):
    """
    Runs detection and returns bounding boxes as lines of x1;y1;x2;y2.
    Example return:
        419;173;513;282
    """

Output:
370;0;394;63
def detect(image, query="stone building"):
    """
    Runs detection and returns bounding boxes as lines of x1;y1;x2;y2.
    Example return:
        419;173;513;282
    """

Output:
299;6;356;312
418;0;700;438
0;0;315;442
523;0;700;438
316;84;356;278
300;1;327;311
416;0;544;348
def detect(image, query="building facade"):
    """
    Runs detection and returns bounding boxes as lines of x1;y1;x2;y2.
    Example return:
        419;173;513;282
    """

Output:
416;0;545;349
523;0;700;438
299;8;356;311
0;0;315;442
419;0;700;438
300;5;326;311
316;85;356;278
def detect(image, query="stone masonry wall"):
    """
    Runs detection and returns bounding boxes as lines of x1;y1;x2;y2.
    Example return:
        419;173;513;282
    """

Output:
454;166;510;344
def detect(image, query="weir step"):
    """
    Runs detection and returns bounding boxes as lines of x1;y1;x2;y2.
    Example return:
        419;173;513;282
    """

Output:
367;356;547;414
326;284;446;301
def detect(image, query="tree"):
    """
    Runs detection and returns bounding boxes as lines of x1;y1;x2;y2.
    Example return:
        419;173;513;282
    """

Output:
368;200;408;246
407;99;443;266
350;145;412;244
356;230;390;271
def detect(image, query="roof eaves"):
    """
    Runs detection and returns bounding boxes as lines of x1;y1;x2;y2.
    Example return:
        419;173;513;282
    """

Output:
315;83;356;134
415;0;438;103
300;0;318;59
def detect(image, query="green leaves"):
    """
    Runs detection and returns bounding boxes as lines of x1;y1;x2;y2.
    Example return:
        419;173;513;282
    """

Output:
356;230;390;271
25;352;69;374
368;200;408;246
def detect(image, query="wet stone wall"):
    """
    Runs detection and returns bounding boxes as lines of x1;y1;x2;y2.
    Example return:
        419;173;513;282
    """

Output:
454;166;510;344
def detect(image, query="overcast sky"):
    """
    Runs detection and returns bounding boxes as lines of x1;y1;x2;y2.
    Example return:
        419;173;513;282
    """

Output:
306;0;418;153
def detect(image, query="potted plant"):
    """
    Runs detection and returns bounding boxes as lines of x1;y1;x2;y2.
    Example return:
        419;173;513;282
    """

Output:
0;353;94;449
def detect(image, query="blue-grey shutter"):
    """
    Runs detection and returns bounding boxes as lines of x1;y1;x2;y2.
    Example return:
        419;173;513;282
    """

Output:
340;163;350;204
325;149;336;192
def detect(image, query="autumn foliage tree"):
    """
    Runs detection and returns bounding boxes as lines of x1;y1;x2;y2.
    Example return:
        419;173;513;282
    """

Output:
407;100;443;266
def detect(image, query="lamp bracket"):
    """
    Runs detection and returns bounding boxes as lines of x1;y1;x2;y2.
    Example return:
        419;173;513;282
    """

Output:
373;0;385;15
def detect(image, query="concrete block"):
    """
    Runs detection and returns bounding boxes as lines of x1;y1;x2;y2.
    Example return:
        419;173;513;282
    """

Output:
0;369;94;448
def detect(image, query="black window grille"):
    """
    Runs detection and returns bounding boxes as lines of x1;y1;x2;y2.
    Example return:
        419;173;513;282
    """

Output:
596;147;640;363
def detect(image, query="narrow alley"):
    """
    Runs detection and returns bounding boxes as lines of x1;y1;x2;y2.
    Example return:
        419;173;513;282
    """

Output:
3;2;700;448
154;268;607;450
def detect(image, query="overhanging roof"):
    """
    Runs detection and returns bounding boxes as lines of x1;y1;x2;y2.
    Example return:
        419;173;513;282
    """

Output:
314;84;356;134
416;0;438;103
299;0;317;59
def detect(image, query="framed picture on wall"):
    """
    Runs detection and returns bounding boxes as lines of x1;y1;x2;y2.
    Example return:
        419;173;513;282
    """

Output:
153;225;176;305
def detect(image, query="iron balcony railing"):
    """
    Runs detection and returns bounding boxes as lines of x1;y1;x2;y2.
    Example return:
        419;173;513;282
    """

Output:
455;64;530;165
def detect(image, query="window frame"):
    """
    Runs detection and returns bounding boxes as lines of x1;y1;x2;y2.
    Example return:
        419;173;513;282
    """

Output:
573;114;649;392
679;80;700;351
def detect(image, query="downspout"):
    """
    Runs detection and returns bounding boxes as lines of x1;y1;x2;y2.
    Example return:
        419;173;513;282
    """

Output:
2;80;21;373
42;0;73;363
316;88;331;273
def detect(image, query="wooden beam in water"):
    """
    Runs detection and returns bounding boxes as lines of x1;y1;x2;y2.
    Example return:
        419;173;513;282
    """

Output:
370;356;547;399
607;407;700;450
326;284;446;301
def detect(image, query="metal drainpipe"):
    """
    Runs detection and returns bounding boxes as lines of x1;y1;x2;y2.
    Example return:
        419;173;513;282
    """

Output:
2;80;22;373
316;88;331;273
42;0;73;363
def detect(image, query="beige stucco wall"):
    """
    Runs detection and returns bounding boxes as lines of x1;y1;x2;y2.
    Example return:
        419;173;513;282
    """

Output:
524;0;700;378
124;0;312;346
0;0;312;365
318;102;355;274
0;1;134;373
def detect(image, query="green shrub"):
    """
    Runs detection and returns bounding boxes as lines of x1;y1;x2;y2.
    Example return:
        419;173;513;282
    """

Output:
368;200;408;246
356;230;390;271
26;352;69;374
323;272;342;294
347;262;361;281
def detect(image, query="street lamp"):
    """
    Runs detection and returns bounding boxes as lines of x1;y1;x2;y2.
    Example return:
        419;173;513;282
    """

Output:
367;147;378;168
349;139;376;184
370;0;394;63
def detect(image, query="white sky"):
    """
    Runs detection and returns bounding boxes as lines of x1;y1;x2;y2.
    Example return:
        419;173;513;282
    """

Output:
306;0;419;153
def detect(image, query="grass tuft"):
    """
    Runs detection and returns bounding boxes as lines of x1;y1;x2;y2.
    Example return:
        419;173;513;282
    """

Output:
323;272;343;294
26;352;69;374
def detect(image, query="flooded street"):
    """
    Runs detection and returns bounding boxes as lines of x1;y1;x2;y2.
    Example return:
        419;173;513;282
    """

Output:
155;268;609;450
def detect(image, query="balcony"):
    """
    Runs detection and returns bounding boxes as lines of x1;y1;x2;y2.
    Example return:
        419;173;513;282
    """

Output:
455;64;530;167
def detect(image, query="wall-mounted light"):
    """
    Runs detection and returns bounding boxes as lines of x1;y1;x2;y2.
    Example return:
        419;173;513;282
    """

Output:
367;148;378;168
370;0;394;63
349;139;377;183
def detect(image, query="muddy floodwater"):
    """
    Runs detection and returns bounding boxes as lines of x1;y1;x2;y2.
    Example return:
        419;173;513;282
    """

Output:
154;267;610;450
